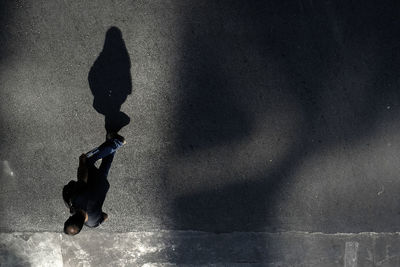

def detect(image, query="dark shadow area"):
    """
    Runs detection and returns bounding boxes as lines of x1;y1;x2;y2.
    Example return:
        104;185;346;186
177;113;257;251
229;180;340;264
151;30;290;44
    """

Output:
0;0;13;63
170;0;400;263
176;40;253;153
88;26;132;133
0;0;17;232
0;246;31;267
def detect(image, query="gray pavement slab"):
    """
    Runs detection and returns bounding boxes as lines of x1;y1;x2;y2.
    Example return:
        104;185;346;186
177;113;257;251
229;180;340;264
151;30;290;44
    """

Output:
2;231;400;266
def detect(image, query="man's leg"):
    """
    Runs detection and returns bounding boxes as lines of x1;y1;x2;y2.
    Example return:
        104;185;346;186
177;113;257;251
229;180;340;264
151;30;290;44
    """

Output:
86;138;124;166
98;153;115;177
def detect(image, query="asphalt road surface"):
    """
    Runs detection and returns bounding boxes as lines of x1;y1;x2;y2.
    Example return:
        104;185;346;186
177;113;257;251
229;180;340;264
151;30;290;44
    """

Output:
1;0;400;236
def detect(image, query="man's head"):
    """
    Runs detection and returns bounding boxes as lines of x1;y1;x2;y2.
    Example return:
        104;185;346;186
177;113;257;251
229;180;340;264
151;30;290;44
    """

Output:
64;212;85;235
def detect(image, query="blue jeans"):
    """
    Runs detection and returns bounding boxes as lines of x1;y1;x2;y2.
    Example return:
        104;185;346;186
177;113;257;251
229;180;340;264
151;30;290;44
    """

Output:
86;138;124;177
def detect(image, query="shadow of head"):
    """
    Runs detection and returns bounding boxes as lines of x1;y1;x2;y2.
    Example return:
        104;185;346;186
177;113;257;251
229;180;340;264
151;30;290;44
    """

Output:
88;26;132;133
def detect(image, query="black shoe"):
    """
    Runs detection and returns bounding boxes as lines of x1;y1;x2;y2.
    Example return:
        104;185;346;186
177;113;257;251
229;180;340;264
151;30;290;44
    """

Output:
106;132;126;144
105;111;130;133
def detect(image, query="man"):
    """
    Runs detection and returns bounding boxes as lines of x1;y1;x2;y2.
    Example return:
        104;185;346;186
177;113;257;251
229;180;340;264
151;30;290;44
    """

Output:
62;132;125;235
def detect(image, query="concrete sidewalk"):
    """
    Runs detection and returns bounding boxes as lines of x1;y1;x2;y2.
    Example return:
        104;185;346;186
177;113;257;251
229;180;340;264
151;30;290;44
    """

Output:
1;230;400;266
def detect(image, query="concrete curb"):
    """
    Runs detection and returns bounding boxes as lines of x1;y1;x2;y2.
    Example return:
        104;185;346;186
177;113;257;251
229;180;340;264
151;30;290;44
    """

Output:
2;231;400;266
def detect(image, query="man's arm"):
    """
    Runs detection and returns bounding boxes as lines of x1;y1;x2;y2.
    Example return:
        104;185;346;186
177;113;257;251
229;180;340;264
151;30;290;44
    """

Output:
98;212;108;226
84;212;108;228
77;153;89;183
63;181;76;212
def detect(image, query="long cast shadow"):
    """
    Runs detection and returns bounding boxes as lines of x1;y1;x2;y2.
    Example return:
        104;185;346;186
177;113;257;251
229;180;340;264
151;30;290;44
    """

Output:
169;0;400;264
88;26;132;133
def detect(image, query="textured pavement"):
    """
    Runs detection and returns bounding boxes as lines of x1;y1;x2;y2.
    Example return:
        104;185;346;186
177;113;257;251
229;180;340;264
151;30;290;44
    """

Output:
1;0;400;265
3;231;400;266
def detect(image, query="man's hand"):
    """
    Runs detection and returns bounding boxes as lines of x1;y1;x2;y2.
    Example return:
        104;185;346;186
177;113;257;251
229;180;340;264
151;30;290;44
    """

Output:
79;153;87;164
